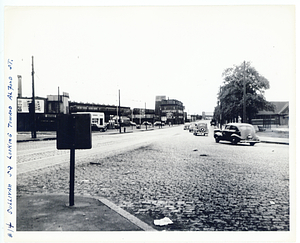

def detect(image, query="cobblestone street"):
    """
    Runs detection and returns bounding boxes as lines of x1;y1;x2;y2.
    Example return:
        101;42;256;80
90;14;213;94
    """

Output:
17;127;290;231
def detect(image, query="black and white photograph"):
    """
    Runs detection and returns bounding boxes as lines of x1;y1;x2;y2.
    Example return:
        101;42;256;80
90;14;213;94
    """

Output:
2;1;298;243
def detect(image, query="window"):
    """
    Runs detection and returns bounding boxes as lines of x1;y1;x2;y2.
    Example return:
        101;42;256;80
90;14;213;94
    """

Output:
92;118;99;124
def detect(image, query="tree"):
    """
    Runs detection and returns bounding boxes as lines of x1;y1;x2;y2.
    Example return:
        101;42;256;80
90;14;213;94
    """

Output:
214;61;275;124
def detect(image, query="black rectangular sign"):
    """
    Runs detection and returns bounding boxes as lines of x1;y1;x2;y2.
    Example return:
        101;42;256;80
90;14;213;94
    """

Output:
57;114;92;149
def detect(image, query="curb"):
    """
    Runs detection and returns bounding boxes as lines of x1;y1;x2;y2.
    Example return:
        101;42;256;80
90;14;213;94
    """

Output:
260;140;289;145
17;137;57;143
99;198;157;231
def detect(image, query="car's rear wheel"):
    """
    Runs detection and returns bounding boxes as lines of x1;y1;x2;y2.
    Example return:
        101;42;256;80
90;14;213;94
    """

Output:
215;137;220;143
249;142;255;146
231;137;239;145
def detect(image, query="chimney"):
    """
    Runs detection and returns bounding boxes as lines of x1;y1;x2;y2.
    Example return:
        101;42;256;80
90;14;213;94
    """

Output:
17;75;22;97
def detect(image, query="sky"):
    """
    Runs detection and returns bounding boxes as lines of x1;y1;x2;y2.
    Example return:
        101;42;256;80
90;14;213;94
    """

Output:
4;5;295;114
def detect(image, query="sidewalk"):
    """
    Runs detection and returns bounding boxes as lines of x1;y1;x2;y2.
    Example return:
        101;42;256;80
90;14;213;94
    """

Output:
17;194;156;231
257;127;289;145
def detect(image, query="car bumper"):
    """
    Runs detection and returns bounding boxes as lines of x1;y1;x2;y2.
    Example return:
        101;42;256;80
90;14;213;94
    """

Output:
194;131;208;136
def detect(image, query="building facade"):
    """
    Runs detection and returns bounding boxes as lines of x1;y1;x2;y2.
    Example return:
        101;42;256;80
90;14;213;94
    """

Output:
17;93;156;131
155;95;167;117
47;92;70;114
253;101;289;127
132;108;155;125
202;111;213;120
17;92;186;131
159;98;185;125
69;101;132;123
17;92;70;131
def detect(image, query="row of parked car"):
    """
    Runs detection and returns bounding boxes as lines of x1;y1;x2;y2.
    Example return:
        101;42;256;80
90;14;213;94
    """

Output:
134;121;165;129
184;122;209;136
184;121;260;146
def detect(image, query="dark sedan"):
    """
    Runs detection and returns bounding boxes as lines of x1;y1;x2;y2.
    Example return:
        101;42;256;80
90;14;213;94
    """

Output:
214;123;260;146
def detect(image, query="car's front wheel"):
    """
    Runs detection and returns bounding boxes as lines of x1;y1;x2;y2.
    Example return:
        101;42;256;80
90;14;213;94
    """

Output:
249;142;255;146
231;137;239;145
215;137;220;143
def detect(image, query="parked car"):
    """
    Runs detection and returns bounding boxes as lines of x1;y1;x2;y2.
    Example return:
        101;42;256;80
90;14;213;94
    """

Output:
184;124;190;130
154;121;162;126
193;123;209;136
210;119;216;126
214;123;260;146
142;121;152;126
92;123;107;132
189;123;197;132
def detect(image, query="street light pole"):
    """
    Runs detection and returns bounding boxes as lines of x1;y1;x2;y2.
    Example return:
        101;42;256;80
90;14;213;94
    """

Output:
219;86;222;129
139;108;141;125
145;102;147;130
31;56;36;138
119;89;121;133
243;61;246;123
57;86;60;114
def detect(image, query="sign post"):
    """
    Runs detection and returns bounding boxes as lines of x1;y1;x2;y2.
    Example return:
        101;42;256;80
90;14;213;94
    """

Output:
57;114;92;206
69;148;75;206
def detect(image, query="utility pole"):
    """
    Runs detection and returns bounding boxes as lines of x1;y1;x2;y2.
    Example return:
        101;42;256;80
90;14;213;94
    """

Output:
58;86;60;114
139;108;141;125
31;56;36;138
145;102;147;130
243;61;246;123
119;89;121;133
219;86;222;129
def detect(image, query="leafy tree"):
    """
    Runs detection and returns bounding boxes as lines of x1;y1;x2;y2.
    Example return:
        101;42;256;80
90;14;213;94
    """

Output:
214;61;275;124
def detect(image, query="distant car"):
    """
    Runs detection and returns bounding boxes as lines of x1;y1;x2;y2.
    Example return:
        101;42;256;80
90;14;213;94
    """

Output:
210;119;216;126
129;121;137;126
214;123;260;146
193;123;209;136
189;123;197;132
142;121;152;126
184;124;190;130
154;121;162;126
92;123;107;132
